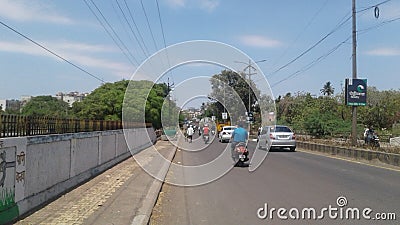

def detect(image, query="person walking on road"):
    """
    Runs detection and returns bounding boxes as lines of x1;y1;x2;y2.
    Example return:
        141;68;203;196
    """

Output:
187;125;194;143
182;123;188;142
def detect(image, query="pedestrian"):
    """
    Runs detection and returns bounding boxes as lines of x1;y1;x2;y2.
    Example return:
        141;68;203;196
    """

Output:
363;125;369;144
182;123;188;142
187;125;194;143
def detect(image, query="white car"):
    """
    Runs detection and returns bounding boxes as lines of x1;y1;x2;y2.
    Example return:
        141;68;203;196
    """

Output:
258;125;296;151
218;126;236;143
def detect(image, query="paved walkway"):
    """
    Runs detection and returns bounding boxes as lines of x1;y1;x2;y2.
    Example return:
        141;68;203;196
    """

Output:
15;141;176;225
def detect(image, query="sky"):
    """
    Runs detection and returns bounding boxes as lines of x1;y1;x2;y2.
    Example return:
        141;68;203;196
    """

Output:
0;0;399;109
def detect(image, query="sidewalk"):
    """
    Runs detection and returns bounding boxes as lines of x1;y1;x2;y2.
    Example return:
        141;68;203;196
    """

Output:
15;141;176;225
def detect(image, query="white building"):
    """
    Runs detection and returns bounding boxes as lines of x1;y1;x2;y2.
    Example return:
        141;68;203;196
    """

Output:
20;95;32;107
0;99;6;111
55;92;88;107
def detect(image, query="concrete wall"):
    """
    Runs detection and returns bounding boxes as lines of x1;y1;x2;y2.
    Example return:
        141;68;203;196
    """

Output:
297;141;400;167
0;127;157;224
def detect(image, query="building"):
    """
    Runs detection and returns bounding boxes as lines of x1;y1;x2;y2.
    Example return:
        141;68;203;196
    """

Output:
55;92;88;107
20;95;32;108
0;99;5;111
0;99;21;112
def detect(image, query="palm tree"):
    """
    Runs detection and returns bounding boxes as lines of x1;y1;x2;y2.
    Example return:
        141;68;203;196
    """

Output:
320;81;335;96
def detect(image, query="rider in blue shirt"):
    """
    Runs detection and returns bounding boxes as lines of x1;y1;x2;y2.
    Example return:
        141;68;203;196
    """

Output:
231;121;248;162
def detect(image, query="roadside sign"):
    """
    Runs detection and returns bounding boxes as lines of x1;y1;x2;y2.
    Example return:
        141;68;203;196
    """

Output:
222;112;228;120
345;78;367;106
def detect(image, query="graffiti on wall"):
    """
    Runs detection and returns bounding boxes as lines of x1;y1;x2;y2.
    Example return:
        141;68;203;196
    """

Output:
0;148;19;224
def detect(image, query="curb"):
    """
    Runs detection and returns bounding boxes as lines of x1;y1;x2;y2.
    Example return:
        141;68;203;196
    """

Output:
297;141;400;167
131;142;177;225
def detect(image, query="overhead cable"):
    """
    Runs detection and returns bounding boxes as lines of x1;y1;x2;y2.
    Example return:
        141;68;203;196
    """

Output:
85;0;139;66
0;20;105;83
140;0;159;51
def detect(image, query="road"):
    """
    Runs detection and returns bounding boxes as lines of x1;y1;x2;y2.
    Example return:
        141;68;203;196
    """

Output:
150;133;400;225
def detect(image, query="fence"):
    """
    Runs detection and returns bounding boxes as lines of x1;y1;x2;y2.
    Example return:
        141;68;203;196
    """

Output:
0;114;151;138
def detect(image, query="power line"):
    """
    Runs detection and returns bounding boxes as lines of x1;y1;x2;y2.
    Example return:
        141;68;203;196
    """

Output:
270;13;400;88
120;0;150;57
155;0;168;50
155;0;174;82
0;20;105;83
269;12;352;78
84;0;139;66
272;0;329;67
357;0;392;13
140;0;159;51
358;15;400;35
271;36;352;87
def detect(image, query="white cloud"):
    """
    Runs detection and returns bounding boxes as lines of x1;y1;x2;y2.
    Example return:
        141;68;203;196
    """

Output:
0;40;134;78
199;0;219;12
164;0;219;12
239;35;283;48
165;0;186;8
365;48;400;56
0;0;74;24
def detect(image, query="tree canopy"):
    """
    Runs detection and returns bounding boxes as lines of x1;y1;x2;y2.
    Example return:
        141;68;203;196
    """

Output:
276;82;400;137
21;96;70;118
72;80;128;120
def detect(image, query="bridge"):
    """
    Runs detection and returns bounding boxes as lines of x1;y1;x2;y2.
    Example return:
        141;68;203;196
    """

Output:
1;128;399;224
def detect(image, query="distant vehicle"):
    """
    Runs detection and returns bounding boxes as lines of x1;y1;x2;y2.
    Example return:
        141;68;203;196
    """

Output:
218;126;236;143
258;125;296;151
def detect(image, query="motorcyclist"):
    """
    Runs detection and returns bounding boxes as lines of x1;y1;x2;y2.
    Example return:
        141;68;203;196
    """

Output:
203;124;210;142
366;126;375;144
230;121;248;162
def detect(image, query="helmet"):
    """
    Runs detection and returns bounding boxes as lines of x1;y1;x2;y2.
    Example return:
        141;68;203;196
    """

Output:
204;124;208;127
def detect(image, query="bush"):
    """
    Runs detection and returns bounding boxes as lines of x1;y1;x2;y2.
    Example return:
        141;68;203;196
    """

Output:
304;111;351;138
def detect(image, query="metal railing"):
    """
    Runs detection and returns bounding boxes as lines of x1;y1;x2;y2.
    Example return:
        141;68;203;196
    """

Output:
0;114;151;138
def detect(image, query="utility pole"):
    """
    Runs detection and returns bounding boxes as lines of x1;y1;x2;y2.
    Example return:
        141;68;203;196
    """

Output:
235;59;266;134
167;77;174;127
246;59;257;114
235;59;266;113
351;0;358;146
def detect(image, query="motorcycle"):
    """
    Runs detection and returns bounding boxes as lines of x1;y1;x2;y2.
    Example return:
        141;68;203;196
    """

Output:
234;142;249;167
367;133;380;148
203;134;210;144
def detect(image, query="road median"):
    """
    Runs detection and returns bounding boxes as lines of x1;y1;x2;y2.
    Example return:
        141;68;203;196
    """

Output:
297;141;400;167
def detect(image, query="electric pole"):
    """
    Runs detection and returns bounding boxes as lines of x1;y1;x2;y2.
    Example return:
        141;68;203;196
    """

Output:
246;59;257;113
167;77;174;127
351;0;358;146
235;59;266;134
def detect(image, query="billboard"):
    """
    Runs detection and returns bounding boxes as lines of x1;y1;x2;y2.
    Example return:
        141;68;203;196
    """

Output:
345;78;367;106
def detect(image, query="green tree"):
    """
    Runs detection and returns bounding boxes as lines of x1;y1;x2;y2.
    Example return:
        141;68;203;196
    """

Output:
358;87;400;129
320;81;335;96
73;80;128;120
209;70;260;122
123;80;177;129
72;80;176;129
21;96;70;117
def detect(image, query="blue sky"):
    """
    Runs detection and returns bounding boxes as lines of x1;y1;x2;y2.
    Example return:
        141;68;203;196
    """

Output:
0;0;399;107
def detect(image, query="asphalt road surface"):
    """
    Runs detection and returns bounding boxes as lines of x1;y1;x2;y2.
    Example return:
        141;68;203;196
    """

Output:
150;133;400;225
